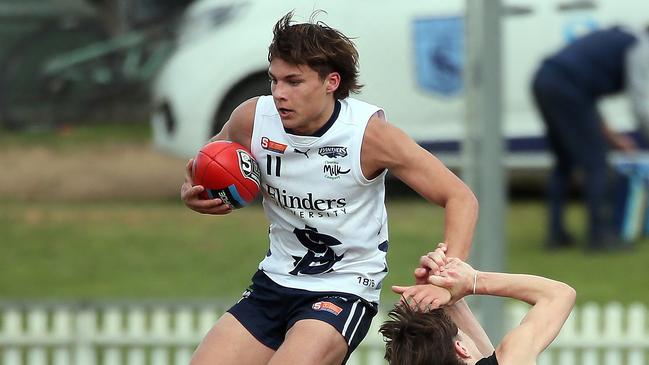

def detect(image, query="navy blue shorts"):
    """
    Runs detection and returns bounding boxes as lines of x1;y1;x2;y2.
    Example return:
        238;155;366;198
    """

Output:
228;270;378;363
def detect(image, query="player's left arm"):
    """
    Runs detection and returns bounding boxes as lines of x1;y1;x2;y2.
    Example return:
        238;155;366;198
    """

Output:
180;98;257;215
429;258;576;364
361;116;479;260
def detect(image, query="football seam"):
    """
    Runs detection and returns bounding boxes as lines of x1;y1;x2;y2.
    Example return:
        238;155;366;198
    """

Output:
205;153;258;200
194;154;210;185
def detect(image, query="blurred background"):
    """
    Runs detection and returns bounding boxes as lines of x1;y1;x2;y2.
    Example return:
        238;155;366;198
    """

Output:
1;0;648;364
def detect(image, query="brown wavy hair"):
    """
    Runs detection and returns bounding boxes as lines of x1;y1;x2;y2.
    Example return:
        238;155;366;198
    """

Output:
267;11;363;99
380;304;465;365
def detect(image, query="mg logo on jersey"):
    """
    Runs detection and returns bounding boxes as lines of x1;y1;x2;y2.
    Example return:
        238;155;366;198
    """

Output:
237;149;261;187
318;146;347;158
323;161;350;180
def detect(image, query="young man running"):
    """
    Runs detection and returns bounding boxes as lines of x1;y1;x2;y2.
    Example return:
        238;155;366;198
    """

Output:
181;12;479;365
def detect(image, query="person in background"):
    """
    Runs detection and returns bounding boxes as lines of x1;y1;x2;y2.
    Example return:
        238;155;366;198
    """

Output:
531;25;649;251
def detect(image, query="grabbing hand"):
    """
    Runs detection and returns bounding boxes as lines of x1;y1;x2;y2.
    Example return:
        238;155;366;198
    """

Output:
427;257;477;305
392;284;451;312
180;159;233;215
414;242;448;285
612;133;637;153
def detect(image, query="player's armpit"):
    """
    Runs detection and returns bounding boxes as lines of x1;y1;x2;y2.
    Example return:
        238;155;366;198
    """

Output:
211;97;258;150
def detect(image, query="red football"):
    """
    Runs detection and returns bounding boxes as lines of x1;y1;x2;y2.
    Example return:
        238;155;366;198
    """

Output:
192;141;261;208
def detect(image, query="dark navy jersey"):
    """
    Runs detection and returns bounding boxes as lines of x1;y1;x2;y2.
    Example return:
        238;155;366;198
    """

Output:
476;352;499;365
545;26;637;98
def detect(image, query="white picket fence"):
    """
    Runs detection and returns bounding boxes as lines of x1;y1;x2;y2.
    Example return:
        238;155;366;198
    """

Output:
0;301;647;365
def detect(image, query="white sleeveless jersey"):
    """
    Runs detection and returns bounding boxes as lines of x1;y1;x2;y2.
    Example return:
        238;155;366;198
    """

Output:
250;95;389;303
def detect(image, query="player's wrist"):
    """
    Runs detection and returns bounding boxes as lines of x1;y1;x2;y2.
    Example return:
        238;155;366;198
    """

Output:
471;270;477;295
470;270;482;296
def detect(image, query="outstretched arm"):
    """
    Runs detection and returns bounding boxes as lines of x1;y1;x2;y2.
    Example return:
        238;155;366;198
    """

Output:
429;258;576;365
477;271;575;364
361;117;478;277
601;121;637;152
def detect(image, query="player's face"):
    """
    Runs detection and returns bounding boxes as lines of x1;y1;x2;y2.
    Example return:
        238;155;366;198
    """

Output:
268;58;340;135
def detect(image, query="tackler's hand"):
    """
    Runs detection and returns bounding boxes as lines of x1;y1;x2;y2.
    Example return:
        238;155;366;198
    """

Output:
428;257;477;304
414;242;448;284
392;284;452;312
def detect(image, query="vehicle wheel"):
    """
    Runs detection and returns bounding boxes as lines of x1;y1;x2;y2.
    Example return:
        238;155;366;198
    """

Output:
212;73;270;136
0;19;106;131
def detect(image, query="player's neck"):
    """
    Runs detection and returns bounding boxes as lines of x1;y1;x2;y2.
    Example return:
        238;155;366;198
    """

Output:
289;99;338;136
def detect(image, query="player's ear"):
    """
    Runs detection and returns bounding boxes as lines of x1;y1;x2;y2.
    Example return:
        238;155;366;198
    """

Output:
325;72;341;94
454;340;470;359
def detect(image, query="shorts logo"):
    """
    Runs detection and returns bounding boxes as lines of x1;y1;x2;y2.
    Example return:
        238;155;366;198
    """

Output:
312;301;343;316
261;137;287;154
323;161;350;180
318;146;347;158
237;288;252;303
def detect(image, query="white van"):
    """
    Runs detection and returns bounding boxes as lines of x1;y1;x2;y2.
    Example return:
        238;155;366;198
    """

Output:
150;0;647;172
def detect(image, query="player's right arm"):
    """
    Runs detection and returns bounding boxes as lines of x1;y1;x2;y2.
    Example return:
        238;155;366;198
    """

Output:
485;272;575;365
180;98;258;215
443;299;495;357
429;258;576;365
360;116;478;263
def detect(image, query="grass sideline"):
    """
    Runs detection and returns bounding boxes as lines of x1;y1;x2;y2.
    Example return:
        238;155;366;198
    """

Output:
0;122;151;150
2;198;647;305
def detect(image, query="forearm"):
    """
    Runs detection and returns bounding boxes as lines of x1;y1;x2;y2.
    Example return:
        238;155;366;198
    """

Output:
630;95;649;137
476;271;574;308
600;121;615;145
443;191;478;260
444;299;494;356
475;272;576;359
430;259;576;361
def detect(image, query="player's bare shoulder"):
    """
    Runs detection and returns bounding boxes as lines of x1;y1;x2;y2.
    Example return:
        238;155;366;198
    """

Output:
360;114;411;179
215;97;259;150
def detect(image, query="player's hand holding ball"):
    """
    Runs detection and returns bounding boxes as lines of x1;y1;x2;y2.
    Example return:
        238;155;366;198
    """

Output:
181;141;261;215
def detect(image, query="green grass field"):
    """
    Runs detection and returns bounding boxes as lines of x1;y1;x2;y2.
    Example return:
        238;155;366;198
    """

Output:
0;123;152;149
1;124;646;305
2;198;647;305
